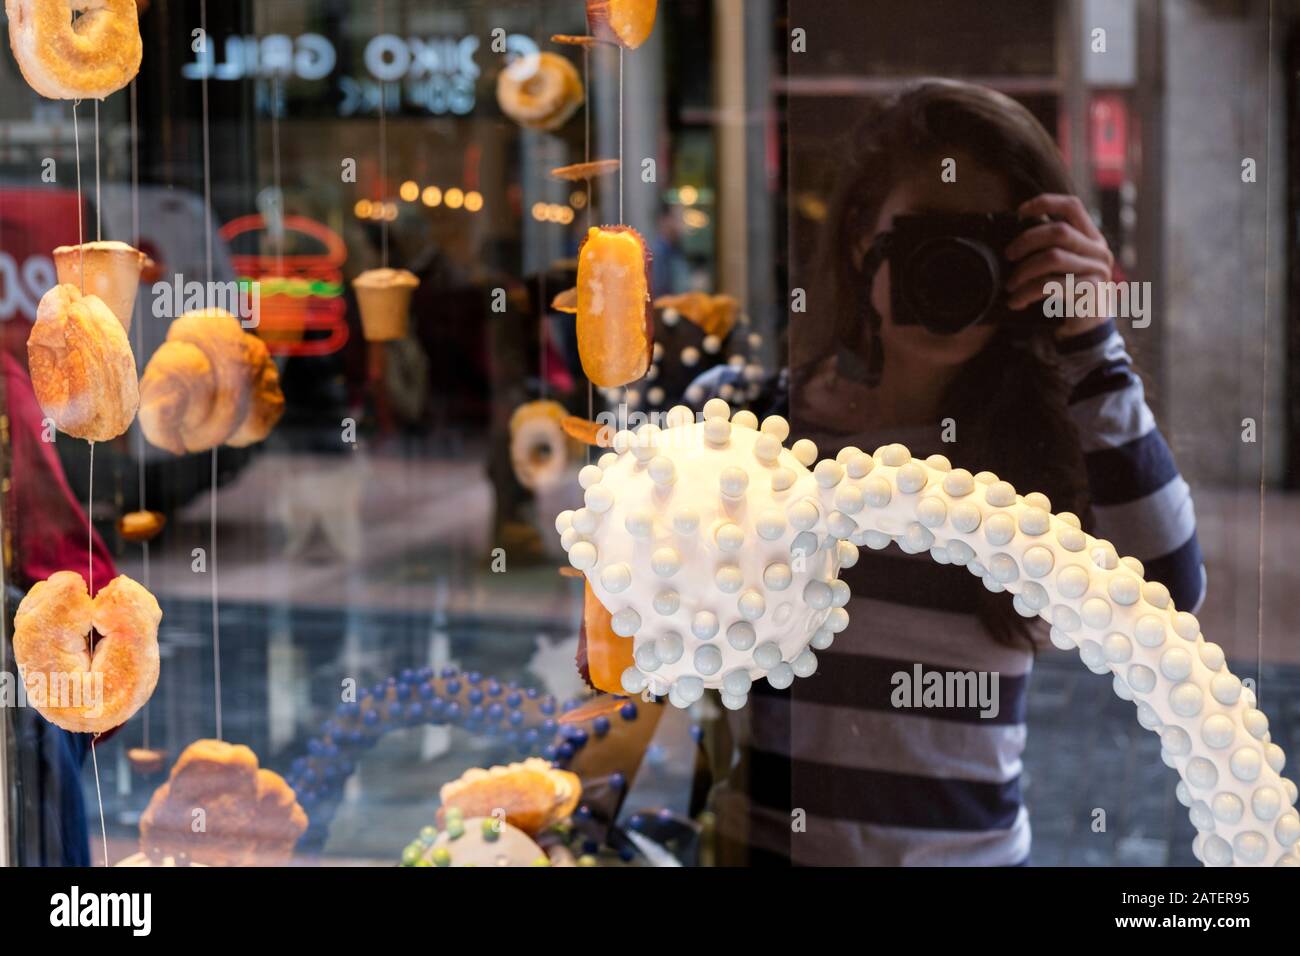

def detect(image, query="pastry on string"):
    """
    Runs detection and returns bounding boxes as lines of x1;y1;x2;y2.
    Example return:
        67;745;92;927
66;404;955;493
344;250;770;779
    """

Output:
6;0;143;99
352;267;419;342
510;399;583;492
53;241;153;332
117;509;166;542
27;283;139;442
550;159;621;182
138;309;284;454
576;225;653;388
496;51;584;132
586;0;658;49
13;571;161;733
139;739;308;867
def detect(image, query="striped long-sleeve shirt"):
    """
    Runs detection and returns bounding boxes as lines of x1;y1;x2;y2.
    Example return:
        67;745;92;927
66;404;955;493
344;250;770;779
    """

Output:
702;320;1204;865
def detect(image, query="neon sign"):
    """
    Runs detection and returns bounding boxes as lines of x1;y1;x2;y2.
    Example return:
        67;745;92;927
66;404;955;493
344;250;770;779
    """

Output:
218;214;349;357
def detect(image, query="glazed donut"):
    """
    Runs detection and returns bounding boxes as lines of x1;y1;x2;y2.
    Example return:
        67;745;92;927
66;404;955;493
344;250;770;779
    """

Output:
510;400;580;492
139;309;284;454
496;52;584;132
5;0;143;100
13;571;161;734
27;283;139;442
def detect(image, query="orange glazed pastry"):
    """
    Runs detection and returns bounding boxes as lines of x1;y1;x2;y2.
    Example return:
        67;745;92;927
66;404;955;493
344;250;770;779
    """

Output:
117;509;166;542
139;739;308;867
576;226;652;388
438;758;581;836
586;0;658;50
579;580;635;695
13;571;161;733
6;0;142;99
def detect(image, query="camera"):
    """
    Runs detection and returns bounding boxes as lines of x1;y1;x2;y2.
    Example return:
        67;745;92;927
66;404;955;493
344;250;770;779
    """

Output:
876;212;1042;335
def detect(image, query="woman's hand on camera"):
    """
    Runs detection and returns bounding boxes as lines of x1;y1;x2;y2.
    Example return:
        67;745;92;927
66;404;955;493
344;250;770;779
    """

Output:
1005;194;1115;338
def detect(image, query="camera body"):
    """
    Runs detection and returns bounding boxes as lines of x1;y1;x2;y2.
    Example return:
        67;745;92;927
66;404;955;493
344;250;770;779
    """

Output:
883;212;1040;335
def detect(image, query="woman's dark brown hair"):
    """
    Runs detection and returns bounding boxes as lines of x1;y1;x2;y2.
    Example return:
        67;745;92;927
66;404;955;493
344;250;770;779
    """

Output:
802;78;1092;648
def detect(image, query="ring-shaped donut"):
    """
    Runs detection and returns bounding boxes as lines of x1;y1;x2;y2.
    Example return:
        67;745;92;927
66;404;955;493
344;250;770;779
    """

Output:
6;0;142;100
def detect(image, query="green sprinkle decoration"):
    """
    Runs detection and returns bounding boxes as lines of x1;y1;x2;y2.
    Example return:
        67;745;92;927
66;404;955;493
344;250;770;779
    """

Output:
447;818;465;839
419;825;437;845
481;819;501;842
401;843;422;866
432;847;452;867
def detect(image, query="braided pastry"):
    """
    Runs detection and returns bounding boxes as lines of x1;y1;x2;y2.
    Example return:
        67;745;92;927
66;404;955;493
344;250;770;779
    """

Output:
13;571;161;734
139;309;284;455
27;283;139;442
5;0;143;100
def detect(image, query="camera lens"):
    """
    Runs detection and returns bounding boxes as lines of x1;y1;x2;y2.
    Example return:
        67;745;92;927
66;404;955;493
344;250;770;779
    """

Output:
901;237;1000;334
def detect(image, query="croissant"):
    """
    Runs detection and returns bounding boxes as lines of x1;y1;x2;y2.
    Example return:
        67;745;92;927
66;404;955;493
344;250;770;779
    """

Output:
139;309;284;455
27;283;139;442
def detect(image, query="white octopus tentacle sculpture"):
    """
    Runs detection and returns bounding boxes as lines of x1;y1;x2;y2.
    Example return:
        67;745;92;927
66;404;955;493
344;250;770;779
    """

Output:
555;398;1300;867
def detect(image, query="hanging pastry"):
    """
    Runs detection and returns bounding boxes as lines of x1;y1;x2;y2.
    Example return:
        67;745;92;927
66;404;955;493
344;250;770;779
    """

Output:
138;309;284;455
53;241;153;332
575;225;653;388
352;267;419;342
6;0;143;99
586;0;658;50
28;283;139;442
13;571;161;733
496;52;584;131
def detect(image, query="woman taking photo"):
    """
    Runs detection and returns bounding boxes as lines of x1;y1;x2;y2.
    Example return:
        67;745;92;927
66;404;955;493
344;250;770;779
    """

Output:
723;79;1204;866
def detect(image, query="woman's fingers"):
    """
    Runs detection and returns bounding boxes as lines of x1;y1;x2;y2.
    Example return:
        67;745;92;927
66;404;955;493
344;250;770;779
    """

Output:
1005;247;1098;295
1005;220;1111;266
1007;271;1109;311
1018;193;1103;240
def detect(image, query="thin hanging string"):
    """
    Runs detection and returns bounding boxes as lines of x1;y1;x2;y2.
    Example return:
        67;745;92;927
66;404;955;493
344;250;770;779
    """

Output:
1255;0;1275;700
72;101;84;290
271;75;284;277
74;92;108;866
93;100;101;241
378;0;389;268
583;46;594;462
584;46;592;230
618;47;624;224
87;441;107;867
199;0;222;740
129;77;150;750
200;0;213;279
